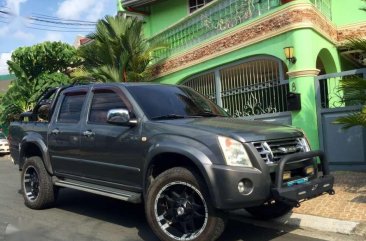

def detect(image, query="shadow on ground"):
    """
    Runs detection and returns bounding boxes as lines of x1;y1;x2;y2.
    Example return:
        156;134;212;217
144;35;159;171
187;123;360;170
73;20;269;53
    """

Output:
50;188;298;241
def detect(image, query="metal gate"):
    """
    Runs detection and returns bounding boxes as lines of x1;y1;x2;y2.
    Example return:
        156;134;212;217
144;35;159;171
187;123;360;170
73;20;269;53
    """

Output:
182;56;291;124
315;68;366;170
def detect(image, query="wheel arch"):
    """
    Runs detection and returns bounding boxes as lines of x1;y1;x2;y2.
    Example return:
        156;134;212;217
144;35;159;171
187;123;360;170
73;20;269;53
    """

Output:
20;135;52;174
143;145;218;207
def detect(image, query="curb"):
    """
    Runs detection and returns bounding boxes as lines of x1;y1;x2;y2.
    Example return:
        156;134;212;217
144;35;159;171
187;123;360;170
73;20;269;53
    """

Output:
231;210;360;235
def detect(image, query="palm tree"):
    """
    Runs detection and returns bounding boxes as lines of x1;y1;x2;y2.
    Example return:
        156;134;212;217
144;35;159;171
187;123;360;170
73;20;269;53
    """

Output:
334;38;366;129
76;15;164;83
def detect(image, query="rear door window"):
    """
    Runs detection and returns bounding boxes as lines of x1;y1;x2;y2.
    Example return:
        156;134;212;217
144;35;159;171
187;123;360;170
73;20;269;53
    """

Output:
58;93;87;123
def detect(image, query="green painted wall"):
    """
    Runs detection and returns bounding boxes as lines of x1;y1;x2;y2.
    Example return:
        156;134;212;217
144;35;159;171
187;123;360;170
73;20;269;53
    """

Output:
145;0;188;38
154;29;340;83
332;0;366;26
143;0;364;149
152;28;343;149
155;32;291;84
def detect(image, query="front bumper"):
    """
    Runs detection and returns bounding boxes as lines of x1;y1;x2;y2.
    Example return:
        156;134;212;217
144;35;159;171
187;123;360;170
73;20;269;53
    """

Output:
208;150;334;210
272;150;335;206
0;147;9;153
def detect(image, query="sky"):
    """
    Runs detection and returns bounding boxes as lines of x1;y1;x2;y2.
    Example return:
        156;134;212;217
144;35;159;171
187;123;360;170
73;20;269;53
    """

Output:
0;0;118;75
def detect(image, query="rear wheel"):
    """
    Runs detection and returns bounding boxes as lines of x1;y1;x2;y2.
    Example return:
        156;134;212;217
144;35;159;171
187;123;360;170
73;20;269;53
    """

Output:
21;156;56;209
145;167;226;241
245;200;293;220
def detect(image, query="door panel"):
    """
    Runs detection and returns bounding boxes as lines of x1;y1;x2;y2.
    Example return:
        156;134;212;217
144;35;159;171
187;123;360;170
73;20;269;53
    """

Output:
48;90;87;176
79;88;143;188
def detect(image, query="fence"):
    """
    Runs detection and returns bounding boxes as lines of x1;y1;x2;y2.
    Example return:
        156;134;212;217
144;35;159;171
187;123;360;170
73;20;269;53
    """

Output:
316;69;366;170
310;0;332;20
151;0;282;61
182;57;290;119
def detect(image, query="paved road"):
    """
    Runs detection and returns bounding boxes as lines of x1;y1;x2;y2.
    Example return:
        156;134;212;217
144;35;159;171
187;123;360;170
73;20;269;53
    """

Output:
0;156;351;241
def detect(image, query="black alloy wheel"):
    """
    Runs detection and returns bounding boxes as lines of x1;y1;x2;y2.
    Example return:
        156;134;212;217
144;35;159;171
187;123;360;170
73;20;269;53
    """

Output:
154;181;208;240
145;167;226;241
23;165;40;201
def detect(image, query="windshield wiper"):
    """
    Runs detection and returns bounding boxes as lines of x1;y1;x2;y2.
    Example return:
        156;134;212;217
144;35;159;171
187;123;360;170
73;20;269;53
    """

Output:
195;111;224;117
151;114;187;120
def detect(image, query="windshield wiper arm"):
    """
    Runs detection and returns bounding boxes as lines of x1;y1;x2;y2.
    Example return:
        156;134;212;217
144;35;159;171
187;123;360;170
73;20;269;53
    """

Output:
195;111;224;117
151;114;187;120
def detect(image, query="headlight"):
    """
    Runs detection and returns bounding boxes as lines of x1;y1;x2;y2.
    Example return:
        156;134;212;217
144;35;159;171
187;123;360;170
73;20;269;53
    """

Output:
218;136;252;167
299;137;311;152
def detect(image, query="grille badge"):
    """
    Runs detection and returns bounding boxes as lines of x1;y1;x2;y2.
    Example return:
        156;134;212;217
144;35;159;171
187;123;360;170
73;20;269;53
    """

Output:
278;146;299;154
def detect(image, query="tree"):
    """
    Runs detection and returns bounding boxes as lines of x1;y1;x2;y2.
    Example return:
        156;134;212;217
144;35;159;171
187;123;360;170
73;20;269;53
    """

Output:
75;15;164;82
0;42;78;124
9;41;81;80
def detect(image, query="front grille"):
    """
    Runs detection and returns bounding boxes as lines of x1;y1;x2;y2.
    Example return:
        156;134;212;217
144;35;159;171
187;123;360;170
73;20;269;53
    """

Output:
252;138;308;164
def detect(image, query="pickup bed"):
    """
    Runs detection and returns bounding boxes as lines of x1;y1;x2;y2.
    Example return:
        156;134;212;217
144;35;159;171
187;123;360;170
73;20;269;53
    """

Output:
9;83;335;241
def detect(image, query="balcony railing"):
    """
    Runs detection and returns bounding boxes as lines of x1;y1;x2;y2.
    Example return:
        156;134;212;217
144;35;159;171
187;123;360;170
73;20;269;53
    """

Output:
310;0;332;20
151;0;282;61
150;0;332;62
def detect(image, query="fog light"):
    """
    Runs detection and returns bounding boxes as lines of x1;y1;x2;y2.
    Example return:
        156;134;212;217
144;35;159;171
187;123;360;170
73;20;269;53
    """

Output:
304;166;314;175
237;179;253;195
283;171;291;181
238;182;245;193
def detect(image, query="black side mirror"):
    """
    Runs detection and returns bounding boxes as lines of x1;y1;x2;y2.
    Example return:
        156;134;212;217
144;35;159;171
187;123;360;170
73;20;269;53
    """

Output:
107;108;137;126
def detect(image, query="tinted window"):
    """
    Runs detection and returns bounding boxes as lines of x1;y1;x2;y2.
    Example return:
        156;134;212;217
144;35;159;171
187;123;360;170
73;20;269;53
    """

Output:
127;85;228;119
89;90;126;124
58;93;86;123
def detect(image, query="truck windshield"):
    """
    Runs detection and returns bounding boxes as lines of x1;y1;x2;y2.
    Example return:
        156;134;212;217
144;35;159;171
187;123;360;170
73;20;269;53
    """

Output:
126;85;228;120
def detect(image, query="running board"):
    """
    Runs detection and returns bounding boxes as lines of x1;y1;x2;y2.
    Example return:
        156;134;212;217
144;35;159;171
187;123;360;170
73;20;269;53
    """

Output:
53;178;141;203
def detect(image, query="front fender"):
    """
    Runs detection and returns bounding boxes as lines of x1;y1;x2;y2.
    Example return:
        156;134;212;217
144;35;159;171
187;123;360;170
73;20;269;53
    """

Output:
20;133;53;174
143;135;223;208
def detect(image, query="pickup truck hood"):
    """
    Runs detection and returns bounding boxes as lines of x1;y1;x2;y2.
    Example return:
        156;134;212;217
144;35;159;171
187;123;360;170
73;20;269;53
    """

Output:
157;117;303;142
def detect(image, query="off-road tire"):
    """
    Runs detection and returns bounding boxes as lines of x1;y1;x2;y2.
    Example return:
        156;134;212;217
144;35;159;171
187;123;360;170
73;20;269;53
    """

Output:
21;156;56;209
245;200;293;220
145;167;226;241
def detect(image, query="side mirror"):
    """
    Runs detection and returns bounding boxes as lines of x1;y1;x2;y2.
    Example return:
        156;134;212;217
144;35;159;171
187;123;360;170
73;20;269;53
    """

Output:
107;108;137;126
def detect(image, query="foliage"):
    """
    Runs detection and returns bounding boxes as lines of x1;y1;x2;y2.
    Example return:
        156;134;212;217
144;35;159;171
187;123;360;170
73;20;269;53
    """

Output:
334;0;366;129
8;41;81;80
333;76;366;128
0;71;72;124
76;15;164;83
0;41;78;124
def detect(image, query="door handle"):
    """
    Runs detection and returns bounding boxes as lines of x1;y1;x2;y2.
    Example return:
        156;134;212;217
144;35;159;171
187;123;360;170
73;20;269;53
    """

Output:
51;129;60;135
83;130;95;138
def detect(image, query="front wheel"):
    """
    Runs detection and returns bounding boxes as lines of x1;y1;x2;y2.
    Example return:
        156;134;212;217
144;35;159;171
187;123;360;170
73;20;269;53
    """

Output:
245;200;293;220
145;167;226;241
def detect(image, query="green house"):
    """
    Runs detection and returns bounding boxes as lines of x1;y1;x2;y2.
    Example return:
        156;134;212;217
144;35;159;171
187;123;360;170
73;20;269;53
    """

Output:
120;0;366;170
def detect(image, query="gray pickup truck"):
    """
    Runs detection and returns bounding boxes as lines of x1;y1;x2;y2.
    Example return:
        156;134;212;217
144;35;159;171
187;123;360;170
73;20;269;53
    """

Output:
9;83;334;241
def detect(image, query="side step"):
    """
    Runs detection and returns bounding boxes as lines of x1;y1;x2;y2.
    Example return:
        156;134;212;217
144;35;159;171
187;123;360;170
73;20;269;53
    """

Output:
53;178;142;203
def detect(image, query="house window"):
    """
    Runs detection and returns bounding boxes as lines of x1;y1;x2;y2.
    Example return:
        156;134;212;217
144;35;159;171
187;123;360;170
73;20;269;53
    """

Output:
189;0;213;13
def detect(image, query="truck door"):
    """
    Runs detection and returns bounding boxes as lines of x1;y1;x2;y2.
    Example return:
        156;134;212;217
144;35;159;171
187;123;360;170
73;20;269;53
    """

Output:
48;87;88;176
79;86;142;189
